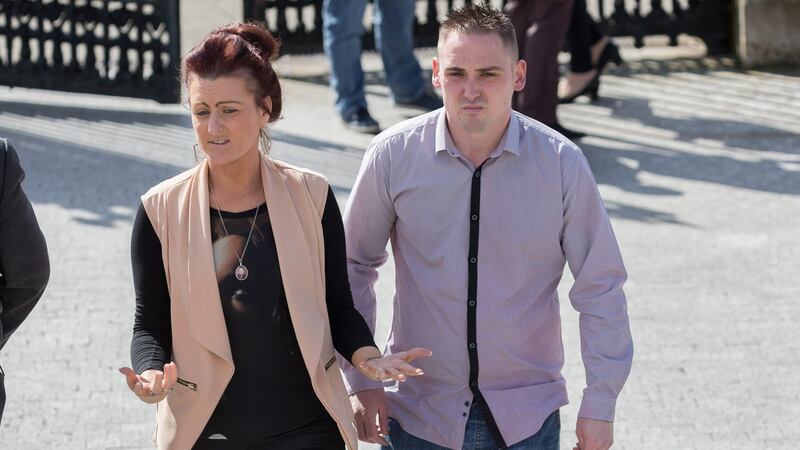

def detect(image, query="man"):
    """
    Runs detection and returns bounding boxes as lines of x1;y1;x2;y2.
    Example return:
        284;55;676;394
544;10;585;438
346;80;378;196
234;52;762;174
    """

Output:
323;0;442;133
0;138;50;424
505;0;585;140
342;4;632;450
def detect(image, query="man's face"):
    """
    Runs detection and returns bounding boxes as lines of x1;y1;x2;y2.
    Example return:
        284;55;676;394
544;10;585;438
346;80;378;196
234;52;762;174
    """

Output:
432;32;526;135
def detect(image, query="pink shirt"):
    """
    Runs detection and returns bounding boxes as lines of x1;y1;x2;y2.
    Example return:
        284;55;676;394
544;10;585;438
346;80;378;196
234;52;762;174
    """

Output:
342;109;633;449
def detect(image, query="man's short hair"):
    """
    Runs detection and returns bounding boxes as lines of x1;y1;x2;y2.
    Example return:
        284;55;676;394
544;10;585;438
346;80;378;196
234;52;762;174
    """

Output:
438;3;518;58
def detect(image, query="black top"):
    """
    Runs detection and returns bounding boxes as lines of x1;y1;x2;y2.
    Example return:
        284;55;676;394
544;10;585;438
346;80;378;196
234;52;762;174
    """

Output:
130;187;375;440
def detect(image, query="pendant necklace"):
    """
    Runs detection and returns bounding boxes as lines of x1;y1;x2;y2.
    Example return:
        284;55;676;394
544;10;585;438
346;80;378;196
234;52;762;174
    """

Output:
209;180;260;281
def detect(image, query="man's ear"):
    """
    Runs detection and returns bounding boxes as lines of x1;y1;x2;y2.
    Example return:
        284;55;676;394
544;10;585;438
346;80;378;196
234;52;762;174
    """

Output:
432;57;442;89
514;59;527;92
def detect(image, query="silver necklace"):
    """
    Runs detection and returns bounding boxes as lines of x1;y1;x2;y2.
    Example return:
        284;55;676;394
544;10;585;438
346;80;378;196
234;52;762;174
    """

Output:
209;181;260;281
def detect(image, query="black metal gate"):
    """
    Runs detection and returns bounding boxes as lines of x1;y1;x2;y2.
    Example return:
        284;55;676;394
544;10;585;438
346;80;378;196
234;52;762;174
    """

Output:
0;0;181;103
246;0;731;56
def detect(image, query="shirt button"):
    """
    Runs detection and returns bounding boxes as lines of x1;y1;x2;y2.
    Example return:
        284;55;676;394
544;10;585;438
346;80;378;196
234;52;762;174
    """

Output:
470;381;477;387
474;171;481;178
464;401;470;407
468;300;476;307
469;342;476;349
471;214;478;221
470;257;477;264
462;412;468;417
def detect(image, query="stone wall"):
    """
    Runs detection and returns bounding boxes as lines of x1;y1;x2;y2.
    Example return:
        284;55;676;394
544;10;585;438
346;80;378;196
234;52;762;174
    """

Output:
736;0;800;67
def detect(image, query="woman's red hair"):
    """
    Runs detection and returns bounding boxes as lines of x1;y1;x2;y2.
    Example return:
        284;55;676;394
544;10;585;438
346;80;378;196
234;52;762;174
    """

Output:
182;22;282;122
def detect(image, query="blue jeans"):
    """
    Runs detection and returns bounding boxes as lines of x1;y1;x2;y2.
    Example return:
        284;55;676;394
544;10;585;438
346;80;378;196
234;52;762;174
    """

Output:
382;405;560;450
322;0;427;117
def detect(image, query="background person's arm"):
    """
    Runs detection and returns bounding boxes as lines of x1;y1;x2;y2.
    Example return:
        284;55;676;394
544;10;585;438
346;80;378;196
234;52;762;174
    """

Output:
0;138;50;351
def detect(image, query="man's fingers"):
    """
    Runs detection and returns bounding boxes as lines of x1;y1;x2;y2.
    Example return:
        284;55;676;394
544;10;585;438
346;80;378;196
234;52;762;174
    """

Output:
358;404;383;444
363;414;381;444
377;406;390;446
354;413;368;441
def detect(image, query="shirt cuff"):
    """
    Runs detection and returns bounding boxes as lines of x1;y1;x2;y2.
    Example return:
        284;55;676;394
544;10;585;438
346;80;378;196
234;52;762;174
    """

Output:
578;394;617;422
342;366;384;395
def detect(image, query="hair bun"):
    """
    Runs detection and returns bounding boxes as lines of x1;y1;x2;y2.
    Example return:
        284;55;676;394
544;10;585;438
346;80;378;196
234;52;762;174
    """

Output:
218;22;280;61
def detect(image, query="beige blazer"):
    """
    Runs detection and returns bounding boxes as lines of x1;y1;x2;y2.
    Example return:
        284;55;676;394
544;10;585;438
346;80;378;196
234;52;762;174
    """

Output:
140;155;358;450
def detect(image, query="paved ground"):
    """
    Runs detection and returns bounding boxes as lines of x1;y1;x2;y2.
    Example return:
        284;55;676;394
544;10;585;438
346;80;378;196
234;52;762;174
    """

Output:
0;41;798;449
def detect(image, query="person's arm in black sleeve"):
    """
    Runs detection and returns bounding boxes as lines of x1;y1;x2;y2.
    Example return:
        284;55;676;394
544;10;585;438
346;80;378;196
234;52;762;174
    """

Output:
0;138;49;351
130;202;172;374
322;188;378;363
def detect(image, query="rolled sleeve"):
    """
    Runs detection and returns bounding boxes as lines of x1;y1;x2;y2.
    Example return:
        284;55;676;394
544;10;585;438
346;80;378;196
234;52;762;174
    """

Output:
560;144;634;422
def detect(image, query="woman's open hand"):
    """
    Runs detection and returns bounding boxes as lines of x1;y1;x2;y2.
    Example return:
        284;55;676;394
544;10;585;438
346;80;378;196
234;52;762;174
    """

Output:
356;347;432;382
118;362;178;404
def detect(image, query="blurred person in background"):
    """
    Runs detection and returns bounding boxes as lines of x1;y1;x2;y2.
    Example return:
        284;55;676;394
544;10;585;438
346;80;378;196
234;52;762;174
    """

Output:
506;0;586;140
323;0;442;133
0;137;50;424
559;0;623;103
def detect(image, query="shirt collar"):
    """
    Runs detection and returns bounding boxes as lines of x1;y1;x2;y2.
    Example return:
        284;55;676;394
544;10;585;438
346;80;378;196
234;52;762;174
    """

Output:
435;110;521;158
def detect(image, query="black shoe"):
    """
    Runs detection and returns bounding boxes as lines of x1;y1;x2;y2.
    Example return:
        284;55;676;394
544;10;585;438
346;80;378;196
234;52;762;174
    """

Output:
393;88;443;111
341;107;381;134
550;122;586;140
597;41;623;73
559;73;600;104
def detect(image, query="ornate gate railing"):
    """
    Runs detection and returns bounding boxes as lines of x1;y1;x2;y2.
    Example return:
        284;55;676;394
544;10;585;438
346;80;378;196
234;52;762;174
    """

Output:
0;0;181;103
246;0;731;56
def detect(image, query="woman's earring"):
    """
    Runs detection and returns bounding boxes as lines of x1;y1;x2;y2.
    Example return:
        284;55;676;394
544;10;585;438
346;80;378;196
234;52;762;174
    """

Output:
259;129;271;155
192;143;200;163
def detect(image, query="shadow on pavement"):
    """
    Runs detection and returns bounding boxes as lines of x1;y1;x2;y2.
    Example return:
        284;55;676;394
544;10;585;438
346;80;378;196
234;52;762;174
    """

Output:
584;96;800;197
0;99;190;127
1;130;185;228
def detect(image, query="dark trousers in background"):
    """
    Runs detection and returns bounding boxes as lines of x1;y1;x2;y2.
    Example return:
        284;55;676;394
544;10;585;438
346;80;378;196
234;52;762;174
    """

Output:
567;0;605;73
505;0;574;126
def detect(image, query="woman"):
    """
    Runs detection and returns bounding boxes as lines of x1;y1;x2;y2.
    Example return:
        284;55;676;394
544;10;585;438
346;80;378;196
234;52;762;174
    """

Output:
558;0;623;104
118;22;430;449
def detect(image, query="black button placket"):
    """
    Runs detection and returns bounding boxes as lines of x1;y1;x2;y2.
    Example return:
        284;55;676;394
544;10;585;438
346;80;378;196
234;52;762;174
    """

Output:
466;161;507;448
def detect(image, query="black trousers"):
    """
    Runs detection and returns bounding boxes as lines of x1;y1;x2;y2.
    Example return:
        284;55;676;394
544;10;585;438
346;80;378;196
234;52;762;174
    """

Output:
506;0;574;125
567;0;604;72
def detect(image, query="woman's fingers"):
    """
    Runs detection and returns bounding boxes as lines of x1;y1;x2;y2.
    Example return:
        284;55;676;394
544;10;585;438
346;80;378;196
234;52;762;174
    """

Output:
382;367;404;382
398;347;433;363
162;363;178;392
359;348;433;381
394;361;424;376
132;379;146;397
149;372;164;396
118;367;139;391
120;366;179;403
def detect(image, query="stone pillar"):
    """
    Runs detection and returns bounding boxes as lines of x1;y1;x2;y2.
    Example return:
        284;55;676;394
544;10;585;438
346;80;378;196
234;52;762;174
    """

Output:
179;0;244;57
736;0;800;67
